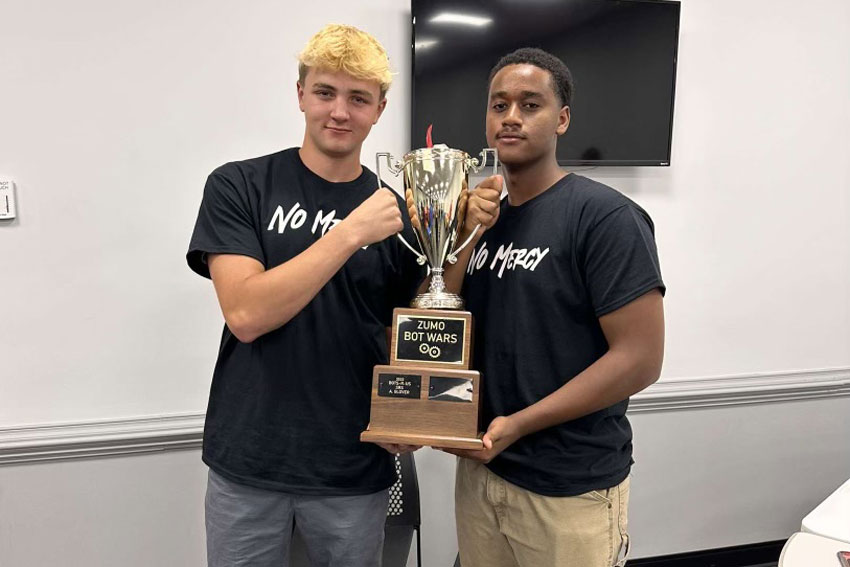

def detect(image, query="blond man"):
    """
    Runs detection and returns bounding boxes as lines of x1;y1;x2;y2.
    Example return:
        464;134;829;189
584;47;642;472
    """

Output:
187;25;425;567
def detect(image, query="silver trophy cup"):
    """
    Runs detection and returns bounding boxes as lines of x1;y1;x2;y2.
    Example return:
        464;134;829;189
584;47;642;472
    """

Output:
377;146;498;309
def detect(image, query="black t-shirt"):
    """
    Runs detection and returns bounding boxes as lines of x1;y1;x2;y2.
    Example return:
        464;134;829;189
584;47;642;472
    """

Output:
187;148;424;495
462;173;665;497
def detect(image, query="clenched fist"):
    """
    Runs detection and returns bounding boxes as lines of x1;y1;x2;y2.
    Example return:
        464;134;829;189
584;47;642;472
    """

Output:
459;175;503;236
343;188;404;248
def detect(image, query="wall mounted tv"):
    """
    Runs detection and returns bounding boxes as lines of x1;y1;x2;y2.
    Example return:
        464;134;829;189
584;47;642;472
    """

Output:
412;0;681;166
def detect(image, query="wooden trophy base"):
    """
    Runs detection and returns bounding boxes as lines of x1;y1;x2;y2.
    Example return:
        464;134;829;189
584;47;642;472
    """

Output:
360;364;483;450
361;308;483;450
360;427;483;450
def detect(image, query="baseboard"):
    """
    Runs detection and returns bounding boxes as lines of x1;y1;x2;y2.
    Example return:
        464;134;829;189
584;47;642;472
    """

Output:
1;367;848;465
628;540;786;567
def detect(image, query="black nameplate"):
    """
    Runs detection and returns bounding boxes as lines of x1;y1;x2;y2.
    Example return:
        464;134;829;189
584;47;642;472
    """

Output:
395;315;465;364
428;376;473;403
378;373;421;399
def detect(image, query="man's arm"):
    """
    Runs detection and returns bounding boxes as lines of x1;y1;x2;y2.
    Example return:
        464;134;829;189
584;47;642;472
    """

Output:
209;188;404;343
443;288;664;462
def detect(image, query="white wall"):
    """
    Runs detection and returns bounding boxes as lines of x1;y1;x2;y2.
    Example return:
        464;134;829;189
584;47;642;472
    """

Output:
605;0;850;378
1;0;849;565
0;0;412;425
0;451;207;566
628;396;850;557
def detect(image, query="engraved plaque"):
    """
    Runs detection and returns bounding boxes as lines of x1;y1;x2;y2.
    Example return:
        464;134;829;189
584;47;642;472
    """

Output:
428;376;473;403
395;315;466;365
377;373;421;399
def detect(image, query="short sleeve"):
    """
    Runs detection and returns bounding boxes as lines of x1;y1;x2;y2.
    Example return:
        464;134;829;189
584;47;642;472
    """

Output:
582;204;665;317
186;168;265;279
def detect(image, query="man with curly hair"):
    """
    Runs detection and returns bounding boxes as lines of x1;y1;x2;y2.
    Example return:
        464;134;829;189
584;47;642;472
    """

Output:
443;48;666;567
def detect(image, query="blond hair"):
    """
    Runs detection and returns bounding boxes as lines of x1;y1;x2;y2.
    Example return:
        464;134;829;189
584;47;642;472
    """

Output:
298;24;393;98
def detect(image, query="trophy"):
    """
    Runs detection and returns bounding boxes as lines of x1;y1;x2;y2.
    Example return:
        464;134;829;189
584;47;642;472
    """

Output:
360;145;497;450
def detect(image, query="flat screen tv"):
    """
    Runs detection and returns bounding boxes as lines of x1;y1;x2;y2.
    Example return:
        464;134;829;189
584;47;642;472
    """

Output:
412;0;681;166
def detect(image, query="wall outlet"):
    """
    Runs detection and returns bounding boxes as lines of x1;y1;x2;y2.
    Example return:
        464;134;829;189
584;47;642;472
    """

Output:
0;179;17;220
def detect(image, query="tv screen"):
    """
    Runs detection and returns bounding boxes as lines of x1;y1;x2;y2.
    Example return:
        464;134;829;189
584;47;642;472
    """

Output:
412;0;681;166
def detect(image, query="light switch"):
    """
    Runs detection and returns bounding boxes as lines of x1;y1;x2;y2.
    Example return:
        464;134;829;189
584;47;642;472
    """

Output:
0;179;16;220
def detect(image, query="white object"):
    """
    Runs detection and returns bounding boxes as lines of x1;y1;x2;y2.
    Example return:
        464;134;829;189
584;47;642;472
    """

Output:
779;532;849;566
0;179;16;220
430;13;492;27
802;477;850;543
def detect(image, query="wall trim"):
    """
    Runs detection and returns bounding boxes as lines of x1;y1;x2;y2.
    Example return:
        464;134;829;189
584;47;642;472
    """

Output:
0;413;204;465
629;367;850;413
1;367;848;465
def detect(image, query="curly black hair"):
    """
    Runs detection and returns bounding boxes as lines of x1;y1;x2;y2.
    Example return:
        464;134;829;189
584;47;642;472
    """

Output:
488;47;574;108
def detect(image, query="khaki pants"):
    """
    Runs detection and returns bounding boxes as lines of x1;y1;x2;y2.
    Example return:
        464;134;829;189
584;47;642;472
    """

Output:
455;459;630;567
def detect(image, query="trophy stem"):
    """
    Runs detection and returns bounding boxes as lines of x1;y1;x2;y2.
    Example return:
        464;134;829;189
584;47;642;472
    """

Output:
429;269;447;295
411;268;465;310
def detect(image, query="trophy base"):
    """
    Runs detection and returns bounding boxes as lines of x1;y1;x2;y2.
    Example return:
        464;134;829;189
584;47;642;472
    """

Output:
361;425;484;450
411;292;464;310
362;364;482;450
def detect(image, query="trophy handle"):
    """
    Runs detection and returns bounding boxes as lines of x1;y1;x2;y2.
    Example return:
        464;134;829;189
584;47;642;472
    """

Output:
396;233;428;266
447;224;481;265
376;152;428;266
446;148;499;265
375;152;403;185
468;148;499;176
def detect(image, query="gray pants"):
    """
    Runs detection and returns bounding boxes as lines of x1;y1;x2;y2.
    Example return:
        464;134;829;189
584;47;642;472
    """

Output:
205;469;389;567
